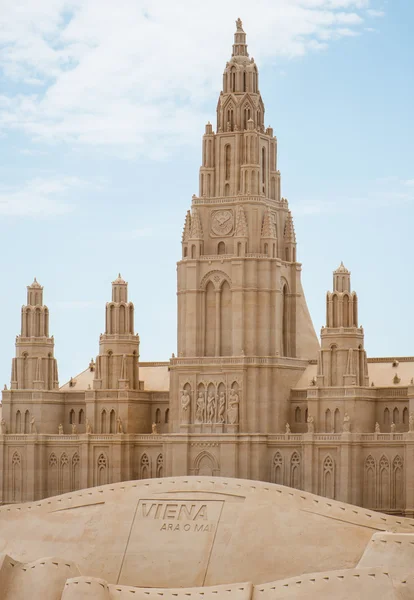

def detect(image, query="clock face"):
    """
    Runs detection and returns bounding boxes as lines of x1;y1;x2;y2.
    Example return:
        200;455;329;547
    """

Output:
211;210;234;236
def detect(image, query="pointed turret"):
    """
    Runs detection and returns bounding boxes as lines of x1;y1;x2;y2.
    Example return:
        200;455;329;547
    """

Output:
182;210;191;243
316;264;368;388
232;18;249;58
261;208;277;257
283;210;297;262
233;205;249;256
10;280;58;390
94;276;139;390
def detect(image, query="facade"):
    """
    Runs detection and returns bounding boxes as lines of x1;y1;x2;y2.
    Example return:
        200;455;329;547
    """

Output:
1;20;414;516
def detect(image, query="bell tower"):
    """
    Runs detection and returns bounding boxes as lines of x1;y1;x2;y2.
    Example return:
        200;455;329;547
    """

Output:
171;19;319;446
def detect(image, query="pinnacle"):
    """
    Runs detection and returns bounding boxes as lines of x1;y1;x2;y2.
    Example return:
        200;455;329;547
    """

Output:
261;208;276;238
190;208;203;239
113;273;126;285
29;277;42;289
283;211;296;243
182;210;192;243
334;261;349;274
235;206;248;237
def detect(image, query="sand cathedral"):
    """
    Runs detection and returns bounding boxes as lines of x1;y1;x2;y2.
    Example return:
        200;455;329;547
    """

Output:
1;20;414;516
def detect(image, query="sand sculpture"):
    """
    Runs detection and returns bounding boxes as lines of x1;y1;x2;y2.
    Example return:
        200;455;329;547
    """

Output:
0;476;414;598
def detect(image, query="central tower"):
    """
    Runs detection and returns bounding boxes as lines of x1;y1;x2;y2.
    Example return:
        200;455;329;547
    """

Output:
170;20;319;443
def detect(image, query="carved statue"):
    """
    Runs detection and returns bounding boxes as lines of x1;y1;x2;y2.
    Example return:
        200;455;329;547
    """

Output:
218;392;226;423
0;419;7;434
181;389;191;412
391;422;396;433
30;416;37;434
410;413;414;432
195;392;205;424
207;391;216;423
58;423;63;435
117;417;124;434
226;121;231;132
236;17;243;31
227;389;239;425
307;415;315;433
343;413;351;433
86;419;92;434
3;384;7;391
285;422;291;434
151;422;158;435
375;422;380;433
71;422;77;434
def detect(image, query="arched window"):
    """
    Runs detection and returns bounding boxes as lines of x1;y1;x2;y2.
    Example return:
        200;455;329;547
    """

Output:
140;454;150;479
15;410;21;434
165;408;169;424
334;408;341;433
330;345;338;386
264;243;268;255
364;455;376;508
332;294;338;327
243;71;246;92
218;241;226;255
262;147;266;192
282;284;289;357
225;144;231;181
290;452;301;489
156;454;164;478
24;410;30;434
97;453;108;486
325;409;332;433
393;407;399;425
101;410;107;434
403;407;408;426
78;409;84;425
155;408;161;424
231;67;236;92
272;452;283;484
183;246;188;258
384;407;390;427
110;409;116;434
343;294;349;327
69;409;75;425
295;407;301;423
322;455;335;499
191;245;196;259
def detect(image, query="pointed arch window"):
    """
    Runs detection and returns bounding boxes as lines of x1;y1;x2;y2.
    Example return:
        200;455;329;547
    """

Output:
272;452;283;484
225;144;231;181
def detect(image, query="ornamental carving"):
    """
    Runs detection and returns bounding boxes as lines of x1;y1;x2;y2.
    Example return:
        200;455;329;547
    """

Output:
211;210;234;236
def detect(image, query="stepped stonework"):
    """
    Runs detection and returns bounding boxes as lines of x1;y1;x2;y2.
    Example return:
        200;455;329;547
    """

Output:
1;20;414;520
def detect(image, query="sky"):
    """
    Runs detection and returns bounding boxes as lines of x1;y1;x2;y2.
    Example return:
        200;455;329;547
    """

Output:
0;0;413;388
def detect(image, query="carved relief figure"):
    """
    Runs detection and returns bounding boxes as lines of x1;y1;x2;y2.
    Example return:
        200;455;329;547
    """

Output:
391;422;396;433
152;422;158;435
410;413;414;432
207;391;216;423
307;415;315;433
0;418;7;434
30;416;37;434
218;392;226;423
285;423;291;434
375;422;380;433
86;419;92;434
227;388;239;425
117;417;124;434
195;392;205;424
58;423;63;435
343;413;351;433
181;389;191;422
71;422;77;434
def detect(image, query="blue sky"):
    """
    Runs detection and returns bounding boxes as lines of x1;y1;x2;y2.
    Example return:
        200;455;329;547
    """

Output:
0;0;413;387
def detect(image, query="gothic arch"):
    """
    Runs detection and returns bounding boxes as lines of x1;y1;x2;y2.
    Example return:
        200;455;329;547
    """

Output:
101;409;107;434
109;409;116;433
78;409;84;425
11;451;22;502
342;293;350;327
48;452;58;497
97;453;108;486
281;279;290;357
322;454;335;499
334;408;341;433
272;451;283;484
290;451;301;489
15;410;21;434
60;452;70;495
72;452;80;491
325;409;332;432
392;455;404;510
193;451;220;476
384;407;390;427
140;453;151;479
403;407;408;427
165;408;169;424
295;407;301;423
364;454;376;509
200;270;232;290
379;454;390;510
393;407;399;425
24;410;30;434
156;453;164;478
69;409;75;424
155;408;161;424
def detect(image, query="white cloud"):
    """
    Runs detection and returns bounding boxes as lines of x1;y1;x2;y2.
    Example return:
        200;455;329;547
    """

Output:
0;176;84;217
366;9;385;17
0;0;384;156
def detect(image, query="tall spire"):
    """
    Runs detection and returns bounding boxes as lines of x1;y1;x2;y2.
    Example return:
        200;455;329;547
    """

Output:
232;18;249;58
